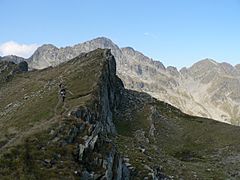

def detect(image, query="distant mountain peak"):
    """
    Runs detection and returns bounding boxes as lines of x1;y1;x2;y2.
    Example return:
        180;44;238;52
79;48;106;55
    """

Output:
188;58;219;74
93;36;114;42
121;47;150;60
122;47;135;51
23;37;240;125
0;54;25;64
195;58;218;66
83;36;116;46
37;44;58;51
219;62;235;73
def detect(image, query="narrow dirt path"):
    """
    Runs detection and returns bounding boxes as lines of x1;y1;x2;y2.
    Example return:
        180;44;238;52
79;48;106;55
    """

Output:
54;96;61;116
0;81;73;153
1;92;65;152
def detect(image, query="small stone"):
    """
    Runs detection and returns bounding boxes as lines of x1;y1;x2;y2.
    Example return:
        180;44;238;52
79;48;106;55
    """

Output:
144;164;152;171
52;137;60;142
206;168;211;172
44;159;51;164
123;157;130;162
50;130;55;135
125;162;131;167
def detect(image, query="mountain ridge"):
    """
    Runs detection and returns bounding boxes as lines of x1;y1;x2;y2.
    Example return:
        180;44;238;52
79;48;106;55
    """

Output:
1;37;239;124
1;49;240;179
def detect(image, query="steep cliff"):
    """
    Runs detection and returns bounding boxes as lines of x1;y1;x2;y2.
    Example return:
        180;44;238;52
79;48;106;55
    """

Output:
0;49;130;179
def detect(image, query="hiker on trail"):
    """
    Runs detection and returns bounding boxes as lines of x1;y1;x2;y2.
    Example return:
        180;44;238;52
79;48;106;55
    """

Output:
59;83;66;102
58;83;74;103
60;88;66;102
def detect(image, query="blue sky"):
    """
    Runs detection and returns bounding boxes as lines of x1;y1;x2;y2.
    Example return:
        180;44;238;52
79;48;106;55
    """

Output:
1;0;240;68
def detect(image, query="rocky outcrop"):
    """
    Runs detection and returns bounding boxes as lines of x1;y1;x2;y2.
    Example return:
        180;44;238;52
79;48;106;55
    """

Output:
0;61;28;83
28;44;59;68
70;49;124;133
0;49;131;179
14;61;28;73
60;49;129;179
0;55;25;64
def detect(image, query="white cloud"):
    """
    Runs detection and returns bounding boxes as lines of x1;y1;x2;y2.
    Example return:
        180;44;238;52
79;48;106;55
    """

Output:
0;41;39;58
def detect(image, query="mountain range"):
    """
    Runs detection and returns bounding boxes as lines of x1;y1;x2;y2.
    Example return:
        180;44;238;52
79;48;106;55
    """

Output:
1;49;240;179
1;37;240;125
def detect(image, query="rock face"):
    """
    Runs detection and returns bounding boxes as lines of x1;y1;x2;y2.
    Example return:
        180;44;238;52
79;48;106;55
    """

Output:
14;61;28;73
53;49;129;179
0;55;25;64
25;37;240;125
0;49;132;179
0;60;28;84
28;38;124;70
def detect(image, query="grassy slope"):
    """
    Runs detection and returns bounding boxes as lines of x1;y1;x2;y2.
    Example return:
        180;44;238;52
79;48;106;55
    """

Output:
0;50;106;179
1;50;240;179
114;90;240;179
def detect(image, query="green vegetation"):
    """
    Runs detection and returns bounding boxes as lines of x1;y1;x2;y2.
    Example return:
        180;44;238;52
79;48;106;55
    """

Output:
0;49;108;178
1;49;240;179
114;92;240;179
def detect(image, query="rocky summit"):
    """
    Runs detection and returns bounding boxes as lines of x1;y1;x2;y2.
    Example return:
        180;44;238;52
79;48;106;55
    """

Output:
6;37;238;125
0;55;25;64
0;49;240;179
